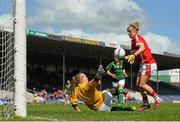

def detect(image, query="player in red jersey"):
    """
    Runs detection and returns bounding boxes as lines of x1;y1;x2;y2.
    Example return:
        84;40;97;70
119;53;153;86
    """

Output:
125;21;160;111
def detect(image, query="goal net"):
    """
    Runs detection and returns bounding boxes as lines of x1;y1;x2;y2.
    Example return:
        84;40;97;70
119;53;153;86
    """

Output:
0;0;15;119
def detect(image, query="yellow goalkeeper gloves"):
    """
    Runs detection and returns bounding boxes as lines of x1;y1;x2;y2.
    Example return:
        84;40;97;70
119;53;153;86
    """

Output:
127;54;135;64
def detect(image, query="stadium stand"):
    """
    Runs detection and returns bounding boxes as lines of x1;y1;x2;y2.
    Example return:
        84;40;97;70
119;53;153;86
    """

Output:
0;30;180;97
26;31;180;96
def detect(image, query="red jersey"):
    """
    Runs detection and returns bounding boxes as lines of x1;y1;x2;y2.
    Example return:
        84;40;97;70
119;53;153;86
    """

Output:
131;34;156;64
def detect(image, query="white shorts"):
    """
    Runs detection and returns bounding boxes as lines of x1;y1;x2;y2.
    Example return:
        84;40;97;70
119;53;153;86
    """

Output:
97;90;113;111
139;63;157;76
112;79;125;87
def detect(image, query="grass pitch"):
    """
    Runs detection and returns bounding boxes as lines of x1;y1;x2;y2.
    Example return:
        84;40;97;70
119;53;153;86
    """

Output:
2;103;180;121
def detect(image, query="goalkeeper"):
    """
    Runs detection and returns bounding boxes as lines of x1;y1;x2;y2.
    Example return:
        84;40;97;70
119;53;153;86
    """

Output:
125;21;160;111
106;53;128;108
69;65;121;112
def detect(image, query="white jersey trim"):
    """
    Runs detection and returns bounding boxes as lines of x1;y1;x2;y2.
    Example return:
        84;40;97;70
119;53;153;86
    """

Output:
135;34;144;46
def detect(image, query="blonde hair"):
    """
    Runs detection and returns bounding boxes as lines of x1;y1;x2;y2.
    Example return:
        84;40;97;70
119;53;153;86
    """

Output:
129;21;139;31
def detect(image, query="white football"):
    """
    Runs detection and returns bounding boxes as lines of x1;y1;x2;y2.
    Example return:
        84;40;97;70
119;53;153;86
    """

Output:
114;48;125;59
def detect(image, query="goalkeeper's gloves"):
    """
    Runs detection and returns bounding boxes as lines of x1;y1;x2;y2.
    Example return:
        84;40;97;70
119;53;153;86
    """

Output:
95;65;105;80
127;54;135;64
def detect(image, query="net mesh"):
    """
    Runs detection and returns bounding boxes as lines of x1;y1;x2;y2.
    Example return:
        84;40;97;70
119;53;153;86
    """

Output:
0;0;15;119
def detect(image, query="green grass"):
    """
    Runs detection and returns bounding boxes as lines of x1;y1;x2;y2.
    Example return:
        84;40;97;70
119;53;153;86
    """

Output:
1;103;180;121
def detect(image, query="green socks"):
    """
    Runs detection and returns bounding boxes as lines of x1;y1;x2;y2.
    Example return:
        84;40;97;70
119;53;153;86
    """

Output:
117;88;125;107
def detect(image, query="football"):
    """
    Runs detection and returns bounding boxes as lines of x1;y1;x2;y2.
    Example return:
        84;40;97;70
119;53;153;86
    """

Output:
114;48;126;59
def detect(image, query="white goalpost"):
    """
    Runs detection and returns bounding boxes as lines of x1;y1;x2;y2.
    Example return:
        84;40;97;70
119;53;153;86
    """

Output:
0;0;27;119
14;0;27;117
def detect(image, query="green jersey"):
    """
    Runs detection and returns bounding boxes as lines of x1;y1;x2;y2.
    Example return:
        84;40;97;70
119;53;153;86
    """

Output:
106;60;125;81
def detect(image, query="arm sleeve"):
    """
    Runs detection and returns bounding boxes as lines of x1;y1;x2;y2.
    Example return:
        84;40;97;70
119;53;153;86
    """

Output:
89;79;100;88
106;62;113;71
70;89;78;106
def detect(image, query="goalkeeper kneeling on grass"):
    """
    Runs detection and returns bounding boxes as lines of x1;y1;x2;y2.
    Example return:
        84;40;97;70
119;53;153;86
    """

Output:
106;54;128;108
70;65;121;112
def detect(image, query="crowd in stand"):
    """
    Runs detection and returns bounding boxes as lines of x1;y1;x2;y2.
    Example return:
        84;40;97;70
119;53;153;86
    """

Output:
27;66;69;104
32;88;68;104
27;66;64;92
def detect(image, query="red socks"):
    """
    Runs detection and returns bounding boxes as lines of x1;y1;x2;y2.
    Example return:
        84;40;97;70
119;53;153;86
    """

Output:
151;90;160;103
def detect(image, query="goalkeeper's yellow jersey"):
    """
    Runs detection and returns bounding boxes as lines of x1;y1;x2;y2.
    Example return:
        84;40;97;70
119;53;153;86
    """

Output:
70;79;104;111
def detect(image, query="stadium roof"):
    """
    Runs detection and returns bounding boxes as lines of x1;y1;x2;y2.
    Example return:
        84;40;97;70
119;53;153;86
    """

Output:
26;30;179;70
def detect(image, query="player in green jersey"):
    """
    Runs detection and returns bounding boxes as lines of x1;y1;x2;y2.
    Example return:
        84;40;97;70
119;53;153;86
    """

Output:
106;51;128;108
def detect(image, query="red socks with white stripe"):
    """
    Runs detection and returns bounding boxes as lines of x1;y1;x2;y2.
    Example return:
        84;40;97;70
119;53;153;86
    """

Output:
151;90;160;103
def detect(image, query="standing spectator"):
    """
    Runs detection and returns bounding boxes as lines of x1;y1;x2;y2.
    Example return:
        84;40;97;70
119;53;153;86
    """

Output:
64;80;71;106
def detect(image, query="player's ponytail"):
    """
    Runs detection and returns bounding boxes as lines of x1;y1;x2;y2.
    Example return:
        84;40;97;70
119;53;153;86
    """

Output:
70;76;76;95
70;73;82;95
129;21;139;31
71;76;78;86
